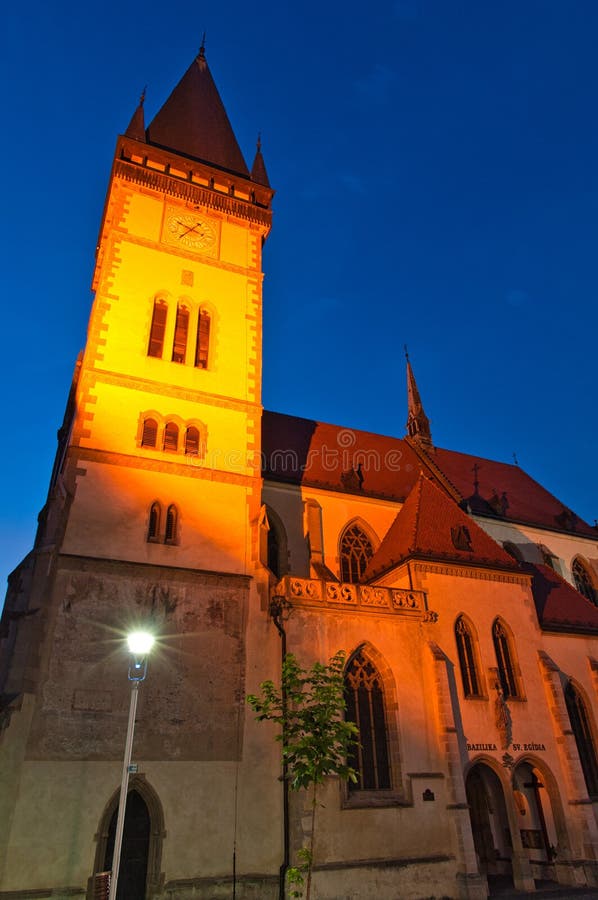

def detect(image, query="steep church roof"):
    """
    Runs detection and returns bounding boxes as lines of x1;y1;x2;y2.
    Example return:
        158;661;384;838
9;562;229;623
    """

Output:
145;46;250;176
363;473;518;580
528;563;598;633
262;411;594;537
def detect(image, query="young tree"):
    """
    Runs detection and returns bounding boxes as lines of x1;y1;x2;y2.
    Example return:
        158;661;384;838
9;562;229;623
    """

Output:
247;651;358;899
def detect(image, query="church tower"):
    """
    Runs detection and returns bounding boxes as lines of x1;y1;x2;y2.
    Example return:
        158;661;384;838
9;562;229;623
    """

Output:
0;48;281;899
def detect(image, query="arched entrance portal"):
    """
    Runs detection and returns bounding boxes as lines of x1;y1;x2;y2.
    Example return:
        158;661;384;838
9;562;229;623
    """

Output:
466;763;513;888
104;790;150;900
92;779;164;900
512;761;558;882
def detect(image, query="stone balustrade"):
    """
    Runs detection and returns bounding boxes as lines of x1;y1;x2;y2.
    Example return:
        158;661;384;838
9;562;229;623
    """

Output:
272;576;438;622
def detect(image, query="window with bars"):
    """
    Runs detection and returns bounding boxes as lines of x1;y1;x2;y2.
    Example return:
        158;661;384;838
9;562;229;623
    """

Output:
492;618;521;699
565;681;598;798
141;418;158;448
195;310;211;369
163;423;179;452
344;650;391;791
165;505;178;544
455;616;482;697
147;502;161;542
172;305;190;363
572;558;597;606
340;524;373;583
148;300;168;358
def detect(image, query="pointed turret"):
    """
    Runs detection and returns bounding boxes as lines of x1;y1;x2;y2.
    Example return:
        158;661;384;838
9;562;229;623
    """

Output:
124;88;146;142
405;350;433;449
250;134;270;187
145;44;249;175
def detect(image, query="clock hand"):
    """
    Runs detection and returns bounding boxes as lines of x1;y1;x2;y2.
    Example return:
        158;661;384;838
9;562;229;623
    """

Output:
176;220;198;238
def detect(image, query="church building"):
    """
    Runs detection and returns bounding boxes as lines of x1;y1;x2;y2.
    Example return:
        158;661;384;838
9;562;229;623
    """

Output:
3;46;598;900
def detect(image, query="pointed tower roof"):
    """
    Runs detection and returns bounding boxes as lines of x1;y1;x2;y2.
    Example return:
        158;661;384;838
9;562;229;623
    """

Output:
146;45;249;176
363;473;518;580
405;350;433;449
125;88;146;142
250;135;271;187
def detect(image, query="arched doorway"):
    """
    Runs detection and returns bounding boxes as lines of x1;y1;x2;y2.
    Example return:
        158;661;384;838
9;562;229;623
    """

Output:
92;779;164;900
512;761;558;883
103;790;150;899
466;763;513;889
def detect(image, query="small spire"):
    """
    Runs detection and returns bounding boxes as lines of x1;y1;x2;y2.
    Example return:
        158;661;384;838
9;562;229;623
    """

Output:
251;132;271;187
199;32;206;58
124;87;147;142
405;354;433;449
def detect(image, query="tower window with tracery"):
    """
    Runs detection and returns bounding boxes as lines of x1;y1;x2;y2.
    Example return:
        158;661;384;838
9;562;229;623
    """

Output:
340;524;373;583
455;616;482;698
572;558;597;606
492;618;521;699
344;650;391;791
565;681;598;798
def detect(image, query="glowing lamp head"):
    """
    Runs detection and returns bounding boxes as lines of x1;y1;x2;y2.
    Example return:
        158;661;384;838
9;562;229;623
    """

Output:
127;631;155;656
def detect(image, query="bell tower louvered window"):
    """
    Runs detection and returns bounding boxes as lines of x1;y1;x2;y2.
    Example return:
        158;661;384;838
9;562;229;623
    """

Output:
163;423;179;452
165;505;178;544
172;305;190;363
147;503;161;542
141;418;158;448
345;650;391;791
185;426;200;456
195;310;211;369
148;300;168;358
340;524;373;583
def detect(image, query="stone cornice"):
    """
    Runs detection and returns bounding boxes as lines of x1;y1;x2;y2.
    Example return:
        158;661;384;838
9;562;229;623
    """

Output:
411;560;530;585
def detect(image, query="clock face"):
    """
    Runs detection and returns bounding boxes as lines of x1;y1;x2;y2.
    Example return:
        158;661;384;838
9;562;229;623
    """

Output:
164;211;218;254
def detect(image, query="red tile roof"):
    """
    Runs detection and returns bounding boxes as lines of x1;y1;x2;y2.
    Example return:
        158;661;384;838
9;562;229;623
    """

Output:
146;50;249;176
262;410;594;537
262;411;429;501
363;474;519;579
429;446;595;537
528;563;598;633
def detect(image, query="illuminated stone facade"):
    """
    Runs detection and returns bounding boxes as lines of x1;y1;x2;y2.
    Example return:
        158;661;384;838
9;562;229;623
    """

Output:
2;48;598;900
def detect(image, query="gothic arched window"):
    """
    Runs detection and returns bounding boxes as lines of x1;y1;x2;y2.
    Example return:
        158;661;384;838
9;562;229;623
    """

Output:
565;681;598;798
572;558;597;606
344;650;391;791
147;502;161;542
455;616;482;698
492;618;522;699
148;299;168;358
340;524;373;583
163;422;179;452
141;418;158;448
165;505;178;544
172;304;190;363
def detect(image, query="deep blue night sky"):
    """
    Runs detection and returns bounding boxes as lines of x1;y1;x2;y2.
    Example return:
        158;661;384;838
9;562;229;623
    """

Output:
2;1;597;596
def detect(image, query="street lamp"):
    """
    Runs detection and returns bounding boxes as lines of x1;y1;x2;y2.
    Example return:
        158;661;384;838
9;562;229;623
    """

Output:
108;630;155;900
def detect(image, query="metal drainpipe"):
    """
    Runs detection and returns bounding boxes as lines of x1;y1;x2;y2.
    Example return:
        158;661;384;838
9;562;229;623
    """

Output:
269;595;291;900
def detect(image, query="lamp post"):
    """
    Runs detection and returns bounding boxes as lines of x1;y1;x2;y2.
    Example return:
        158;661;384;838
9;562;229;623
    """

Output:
108;630;154;900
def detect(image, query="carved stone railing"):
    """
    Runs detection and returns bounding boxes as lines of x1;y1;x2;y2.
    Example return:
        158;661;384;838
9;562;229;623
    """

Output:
273;576;438;622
